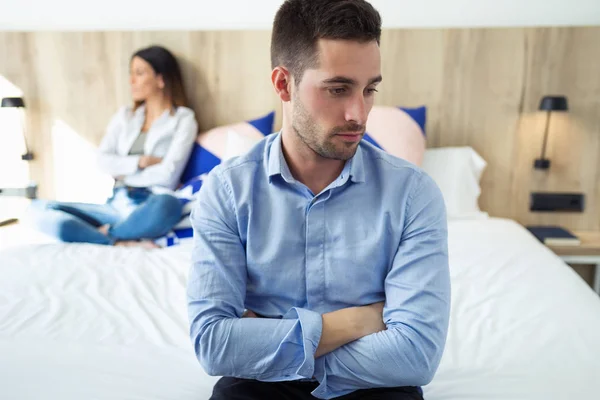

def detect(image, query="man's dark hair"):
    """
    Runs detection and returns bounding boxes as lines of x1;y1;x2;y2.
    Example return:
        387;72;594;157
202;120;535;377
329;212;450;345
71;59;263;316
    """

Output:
271;0;382;83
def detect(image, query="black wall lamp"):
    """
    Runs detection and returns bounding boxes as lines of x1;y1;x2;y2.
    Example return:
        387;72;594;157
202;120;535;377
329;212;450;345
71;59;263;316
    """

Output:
0;96;38;202
534;95;568;170
1;97;34;161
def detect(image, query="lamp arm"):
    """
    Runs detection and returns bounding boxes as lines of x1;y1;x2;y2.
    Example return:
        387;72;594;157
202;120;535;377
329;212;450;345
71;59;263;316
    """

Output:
540;110;551;160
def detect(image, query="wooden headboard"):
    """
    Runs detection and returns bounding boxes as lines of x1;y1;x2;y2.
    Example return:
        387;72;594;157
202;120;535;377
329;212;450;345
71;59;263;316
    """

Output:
1;27;599;230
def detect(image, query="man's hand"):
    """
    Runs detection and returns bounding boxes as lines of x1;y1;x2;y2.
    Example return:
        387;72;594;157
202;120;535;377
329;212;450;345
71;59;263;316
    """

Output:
138;155;163;169
242;310;259;318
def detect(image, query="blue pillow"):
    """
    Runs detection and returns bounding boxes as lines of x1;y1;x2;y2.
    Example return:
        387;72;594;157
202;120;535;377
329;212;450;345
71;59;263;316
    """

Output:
179;111;275;185
180;147;220;185
248;111;276;136
400;106;427;135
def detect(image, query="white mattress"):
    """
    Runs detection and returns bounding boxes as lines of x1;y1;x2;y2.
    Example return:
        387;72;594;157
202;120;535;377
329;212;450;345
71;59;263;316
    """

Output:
1;218;600;400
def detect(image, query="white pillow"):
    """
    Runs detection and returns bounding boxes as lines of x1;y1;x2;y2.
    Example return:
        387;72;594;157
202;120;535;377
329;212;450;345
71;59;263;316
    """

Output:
421;147;488;219
223;129;262;161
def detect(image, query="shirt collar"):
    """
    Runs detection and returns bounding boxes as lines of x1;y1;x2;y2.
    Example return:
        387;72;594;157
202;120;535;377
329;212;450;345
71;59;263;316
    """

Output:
267;132;366;185
268;132;296;184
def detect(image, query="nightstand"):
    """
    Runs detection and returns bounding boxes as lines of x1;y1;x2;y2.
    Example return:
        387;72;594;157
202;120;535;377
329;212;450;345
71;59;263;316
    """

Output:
546;231;600;296
0;196;32;228
0;184;37;226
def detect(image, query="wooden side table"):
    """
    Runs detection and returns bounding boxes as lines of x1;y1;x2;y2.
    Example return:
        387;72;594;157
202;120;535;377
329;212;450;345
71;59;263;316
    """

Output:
547;231;600;296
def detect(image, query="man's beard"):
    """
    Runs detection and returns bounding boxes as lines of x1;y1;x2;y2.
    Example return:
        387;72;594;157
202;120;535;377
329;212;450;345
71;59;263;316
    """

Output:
291;96;364;161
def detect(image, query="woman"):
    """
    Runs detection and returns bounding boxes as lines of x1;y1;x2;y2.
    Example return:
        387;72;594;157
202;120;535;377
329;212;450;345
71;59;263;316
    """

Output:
30;45;198;248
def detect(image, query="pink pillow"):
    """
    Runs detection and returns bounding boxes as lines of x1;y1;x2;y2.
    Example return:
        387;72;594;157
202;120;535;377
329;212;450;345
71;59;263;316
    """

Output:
365;106;426;166
198;122;265;159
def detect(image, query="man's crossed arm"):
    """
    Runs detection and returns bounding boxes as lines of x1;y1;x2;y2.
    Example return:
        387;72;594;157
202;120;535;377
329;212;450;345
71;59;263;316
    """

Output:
187;170;450;399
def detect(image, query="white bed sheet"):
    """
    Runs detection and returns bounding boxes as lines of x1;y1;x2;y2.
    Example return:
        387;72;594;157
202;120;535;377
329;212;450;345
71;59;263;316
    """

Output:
0;241;219;399
0;222;57;251
426;218;600;400
1;218;599;399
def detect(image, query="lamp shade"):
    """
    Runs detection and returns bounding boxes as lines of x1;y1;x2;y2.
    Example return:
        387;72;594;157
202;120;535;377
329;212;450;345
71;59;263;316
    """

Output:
1;97;25;108
539;95;568;111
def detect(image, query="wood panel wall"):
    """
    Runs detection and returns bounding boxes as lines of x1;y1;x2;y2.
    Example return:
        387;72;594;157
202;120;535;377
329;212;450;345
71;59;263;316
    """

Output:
0;27;599;230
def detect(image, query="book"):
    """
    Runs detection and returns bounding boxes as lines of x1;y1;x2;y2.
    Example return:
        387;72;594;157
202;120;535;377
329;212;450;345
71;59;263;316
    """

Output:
526;225;581;246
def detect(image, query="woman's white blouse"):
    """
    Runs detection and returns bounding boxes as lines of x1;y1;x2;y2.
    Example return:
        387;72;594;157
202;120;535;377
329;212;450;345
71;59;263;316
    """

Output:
97;105;198;191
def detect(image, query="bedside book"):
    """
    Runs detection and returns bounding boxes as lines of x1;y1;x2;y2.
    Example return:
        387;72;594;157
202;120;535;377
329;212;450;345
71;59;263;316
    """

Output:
526;226;581;246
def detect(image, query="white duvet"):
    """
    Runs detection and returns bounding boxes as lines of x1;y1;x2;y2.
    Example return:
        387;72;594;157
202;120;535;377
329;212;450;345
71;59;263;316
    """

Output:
1;218;599;400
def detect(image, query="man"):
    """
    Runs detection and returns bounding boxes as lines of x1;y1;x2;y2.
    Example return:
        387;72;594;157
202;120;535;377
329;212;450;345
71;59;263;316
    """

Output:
187;0;450;399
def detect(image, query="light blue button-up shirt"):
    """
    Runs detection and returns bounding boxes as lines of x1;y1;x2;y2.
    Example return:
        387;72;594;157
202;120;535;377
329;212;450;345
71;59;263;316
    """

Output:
187;132;450;399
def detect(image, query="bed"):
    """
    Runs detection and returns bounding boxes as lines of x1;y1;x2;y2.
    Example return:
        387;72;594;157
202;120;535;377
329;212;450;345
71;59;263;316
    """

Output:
0;227;220;399
2;216;600;400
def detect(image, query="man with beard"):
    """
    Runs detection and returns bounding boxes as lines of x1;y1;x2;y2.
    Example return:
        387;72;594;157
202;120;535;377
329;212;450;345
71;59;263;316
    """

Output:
187;1;450;399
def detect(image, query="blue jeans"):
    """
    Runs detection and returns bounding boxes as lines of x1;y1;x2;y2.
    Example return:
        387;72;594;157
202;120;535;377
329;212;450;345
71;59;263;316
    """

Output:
28;187;183;245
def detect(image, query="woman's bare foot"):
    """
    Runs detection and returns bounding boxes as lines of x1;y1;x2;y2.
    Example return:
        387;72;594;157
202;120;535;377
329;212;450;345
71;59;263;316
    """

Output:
98;224;110;236
113;240;136;247
138;240;160;249
114;240;160;249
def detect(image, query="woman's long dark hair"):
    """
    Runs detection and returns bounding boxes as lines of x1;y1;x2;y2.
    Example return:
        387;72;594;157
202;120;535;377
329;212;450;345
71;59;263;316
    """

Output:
131;45;189;111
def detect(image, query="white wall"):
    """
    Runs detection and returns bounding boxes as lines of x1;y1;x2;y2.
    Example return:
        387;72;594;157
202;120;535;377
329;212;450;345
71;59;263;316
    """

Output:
1;0;599;30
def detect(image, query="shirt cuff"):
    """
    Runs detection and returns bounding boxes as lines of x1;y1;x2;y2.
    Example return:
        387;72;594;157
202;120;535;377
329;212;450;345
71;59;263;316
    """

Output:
312;354;352;399
283;307;323;379
311;357;331;399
